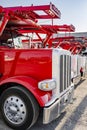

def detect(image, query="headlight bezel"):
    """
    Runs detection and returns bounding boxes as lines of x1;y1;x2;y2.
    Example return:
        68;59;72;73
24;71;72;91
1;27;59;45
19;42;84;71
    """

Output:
38;79;56;91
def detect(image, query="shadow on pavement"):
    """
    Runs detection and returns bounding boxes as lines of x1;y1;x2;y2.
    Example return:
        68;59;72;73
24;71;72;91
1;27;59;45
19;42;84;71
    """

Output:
59;96;87;130
75;79;85;89
29;111;66;130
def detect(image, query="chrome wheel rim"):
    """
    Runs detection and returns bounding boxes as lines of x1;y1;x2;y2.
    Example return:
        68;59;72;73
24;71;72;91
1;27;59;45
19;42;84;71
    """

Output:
4;96;27;125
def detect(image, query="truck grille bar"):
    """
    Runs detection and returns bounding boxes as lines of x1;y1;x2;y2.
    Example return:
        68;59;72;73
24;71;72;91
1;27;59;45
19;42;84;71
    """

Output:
60;55;71;93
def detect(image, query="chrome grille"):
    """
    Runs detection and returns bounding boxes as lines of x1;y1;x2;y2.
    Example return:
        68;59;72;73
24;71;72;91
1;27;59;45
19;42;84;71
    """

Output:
60;55;63;92
60;55;71;93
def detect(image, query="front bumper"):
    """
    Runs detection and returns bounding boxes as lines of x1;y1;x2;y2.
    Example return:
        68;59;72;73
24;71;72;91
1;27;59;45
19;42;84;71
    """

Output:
43;84;74;124
43;98;60;124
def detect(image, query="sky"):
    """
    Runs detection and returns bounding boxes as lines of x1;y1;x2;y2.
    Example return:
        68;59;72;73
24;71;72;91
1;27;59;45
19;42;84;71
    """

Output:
0;0;87;32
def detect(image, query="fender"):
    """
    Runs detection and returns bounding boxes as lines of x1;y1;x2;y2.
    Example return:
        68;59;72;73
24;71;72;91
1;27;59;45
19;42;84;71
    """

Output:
0;76;52;107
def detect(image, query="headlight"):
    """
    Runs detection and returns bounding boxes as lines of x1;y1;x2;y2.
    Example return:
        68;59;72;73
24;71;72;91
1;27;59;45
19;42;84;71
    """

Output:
38;79;56;91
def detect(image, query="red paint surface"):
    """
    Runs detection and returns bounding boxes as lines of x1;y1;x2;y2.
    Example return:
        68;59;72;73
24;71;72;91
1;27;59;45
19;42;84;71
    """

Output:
0;48;52;106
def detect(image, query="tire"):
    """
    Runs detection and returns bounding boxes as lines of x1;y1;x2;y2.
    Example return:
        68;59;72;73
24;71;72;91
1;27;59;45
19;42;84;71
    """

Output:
0;86;39;130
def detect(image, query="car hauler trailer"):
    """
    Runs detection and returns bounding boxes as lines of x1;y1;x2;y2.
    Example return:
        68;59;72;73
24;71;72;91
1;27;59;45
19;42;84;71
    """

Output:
0;3;74;130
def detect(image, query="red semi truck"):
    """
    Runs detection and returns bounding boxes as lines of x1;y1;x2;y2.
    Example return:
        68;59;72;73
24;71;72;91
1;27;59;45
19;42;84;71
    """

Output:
0;47;74;130
0;3;74;130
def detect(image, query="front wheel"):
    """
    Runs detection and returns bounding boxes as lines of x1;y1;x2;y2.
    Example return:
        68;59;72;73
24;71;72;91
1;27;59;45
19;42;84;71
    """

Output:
0;86;39;130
